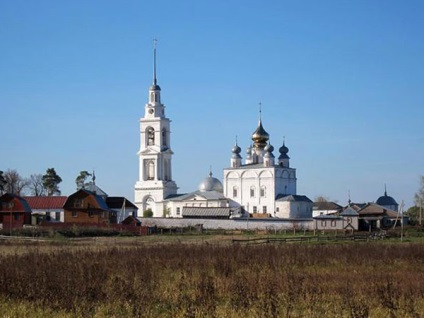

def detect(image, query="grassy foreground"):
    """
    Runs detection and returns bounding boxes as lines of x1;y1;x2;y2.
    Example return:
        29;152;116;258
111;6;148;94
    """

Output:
0;239;423;317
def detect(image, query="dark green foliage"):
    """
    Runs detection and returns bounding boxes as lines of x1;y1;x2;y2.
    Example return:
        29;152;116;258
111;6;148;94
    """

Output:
75;171;91;190
42;168;62;196
143;208;153;217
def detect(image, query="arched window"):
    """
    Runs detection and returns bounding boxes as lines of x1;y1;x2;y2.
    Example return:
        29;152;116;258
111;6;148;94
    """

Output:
260;186;266;197
250;186;255;198
147;127;155;146
162;128;167;147
233;186;238;198
147;161;155;180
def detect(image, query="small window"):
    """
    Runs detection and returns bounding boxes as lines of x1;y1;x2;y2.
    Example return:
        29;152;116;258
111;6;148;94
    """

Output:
55;212;60;221
250;187;255;198
233;187;238;198
321;220;326;227
176;207;181;215
253;206;257;213
276;207;279;212
14;214;19;221
331;220;336;227
260;187;265;197
72;211;78;218
263;206;267;213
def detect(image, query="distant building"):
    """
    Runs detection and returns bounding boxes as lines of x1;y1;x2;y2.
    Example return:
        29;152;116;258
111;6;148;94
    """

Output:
23;196;67;223
63;189;112;224
313;201;343;217
0;193;32;229
376;186;399;212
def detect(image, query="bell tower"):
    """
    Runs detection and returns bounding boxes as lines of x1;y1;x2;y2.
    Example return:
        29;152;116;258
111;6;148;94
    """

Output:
134;40;177;217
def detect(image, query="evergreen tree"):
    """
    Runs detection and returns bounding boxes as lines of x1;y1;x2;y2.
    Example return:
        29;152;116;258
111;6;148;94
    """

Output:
75;171;91;190
42;168;63;196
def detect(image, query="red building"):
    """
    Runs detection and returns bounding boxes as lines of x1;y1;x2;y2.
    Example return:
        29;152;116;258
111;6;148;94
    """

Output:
0;193;32;229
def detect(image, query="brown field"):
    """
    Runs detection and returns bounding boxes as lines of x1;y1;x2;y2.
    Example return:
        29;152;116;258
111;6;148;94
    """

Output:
0;237;423;317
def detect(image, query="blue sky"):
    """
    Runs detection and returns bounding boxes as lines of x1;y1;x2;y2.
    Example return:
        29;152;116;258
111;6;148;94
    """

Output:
1;0;423;208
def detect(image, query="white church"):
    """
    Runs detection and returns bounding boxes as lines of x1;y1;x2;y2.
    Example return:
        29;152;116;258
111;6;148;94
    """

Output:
134;45;313;219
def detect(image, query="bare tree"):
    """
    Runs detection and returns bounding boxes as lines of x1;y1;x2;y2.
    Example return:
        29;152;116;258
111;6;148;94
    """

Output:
315;195;330;203
29;174;46;196
0;171;6;195
3;169;29;195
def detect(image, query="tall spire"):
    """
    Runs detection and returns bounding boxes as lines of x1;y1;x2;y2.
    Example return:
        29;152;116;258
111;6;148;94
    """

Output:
384;183;387;196
153;38;158;86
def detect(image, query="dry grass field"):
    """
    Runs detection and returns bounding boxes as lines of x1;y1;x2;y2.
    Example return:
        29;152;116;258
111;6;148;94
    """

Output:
0;236;423;317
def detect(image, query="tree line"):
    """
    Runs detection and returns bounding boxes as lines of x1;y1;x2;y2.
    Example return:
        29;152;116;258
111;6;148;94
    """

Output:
0;169;100;197
0;168;62;196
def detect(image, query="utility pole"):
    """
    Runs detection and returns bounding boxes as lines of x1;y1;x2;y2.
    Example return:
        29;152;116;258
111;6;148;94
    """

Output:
420;198;422;226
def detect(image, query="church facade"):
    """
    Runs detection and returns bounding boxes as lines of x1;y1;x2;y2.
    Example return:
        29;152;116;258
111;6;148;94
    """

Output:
223;117;312;218
135;45;312;219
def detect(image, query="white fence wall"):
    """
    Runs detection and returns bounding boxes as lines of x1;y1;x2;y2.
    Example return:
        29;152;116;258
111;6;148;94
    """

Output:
141;217;314;231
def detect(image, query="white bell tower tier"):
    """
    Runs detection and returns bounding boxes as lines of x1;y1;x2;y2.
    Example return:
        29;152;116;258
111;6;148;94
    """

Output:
134;40;177;217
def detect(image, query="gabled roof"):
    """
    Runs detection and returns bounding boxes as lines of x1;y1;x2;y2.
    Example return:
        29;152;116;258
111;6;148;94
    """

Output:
276;194;313;203
358;203;398;218
106;197;137;209
83;183;108;198
23;196;67;210
313;201;343;211
182;207;231;218
340;207;359;217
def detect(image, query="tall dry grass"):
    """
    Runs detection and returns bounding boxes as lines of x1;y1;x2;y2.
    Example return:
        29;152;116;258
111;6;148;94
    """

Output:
0;242;423;317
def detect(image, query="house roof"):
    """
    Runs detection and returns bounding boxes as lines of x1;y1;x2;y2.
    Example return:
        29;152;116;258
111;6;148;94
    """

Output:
182;207;232;218
106;197;137;209
340;207;359;217
23;196;67;210
276;194;313;203
165;190;228;202
0;193;32;213
358;203;398;218
64;189;109;211
313;201;343;211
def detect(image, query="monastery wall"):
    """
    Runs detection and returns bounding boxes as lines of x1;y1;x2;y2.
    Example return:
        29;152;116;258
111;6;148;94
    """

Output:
141;217;314;231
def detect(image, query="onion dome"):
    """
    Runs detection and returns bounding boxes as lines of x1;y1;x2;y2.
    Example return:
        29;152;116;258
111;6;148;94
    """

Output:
232;142;242;159
278;140;290;159
252;119;269;149
198;172;223;193
264;143;275;158
376;187;398;207
246;144;252;154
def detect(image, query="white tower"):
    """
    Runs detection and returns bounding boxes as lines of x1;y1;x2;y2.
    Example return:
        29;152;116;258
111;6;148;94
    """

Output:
134;40;177;217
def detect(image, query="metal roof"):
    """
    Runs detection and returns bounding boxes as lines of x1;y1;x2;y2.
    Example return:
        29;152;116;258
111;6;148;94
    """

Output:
276;194;313;203
182;207;231;217
23;196;67;210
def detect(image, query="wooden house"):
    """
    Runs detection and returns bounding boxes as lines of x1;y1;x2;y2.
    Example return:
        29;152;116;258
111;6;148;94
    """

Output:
63;189;111;224
0;193;32;229
23;196;67;224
